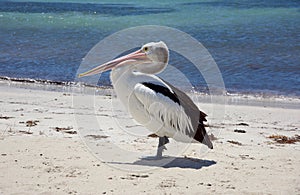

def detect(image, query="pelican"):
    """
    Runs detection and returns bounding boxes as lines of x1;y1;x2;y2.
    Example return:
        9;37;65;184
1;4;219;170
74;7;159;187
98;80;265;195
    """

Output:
79;41;213;159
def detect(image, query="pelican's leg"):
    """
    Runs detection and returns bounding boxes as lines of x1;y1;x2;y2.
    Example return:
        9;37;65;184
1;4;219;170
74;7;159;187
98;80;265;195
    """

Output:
156;136;169;158
141;136;169;160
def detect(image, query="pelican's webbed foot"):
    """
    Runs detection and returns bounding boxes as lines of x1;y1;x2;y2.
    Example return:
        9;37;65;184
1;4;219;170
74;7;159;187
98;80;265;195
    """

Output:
141;136;169;160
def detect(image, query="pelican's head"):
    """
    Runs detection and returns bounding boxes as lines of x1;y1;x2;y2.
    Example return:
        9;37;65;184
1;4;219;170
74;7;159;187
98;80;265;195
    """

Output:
138;41;169;74
78;41;169;78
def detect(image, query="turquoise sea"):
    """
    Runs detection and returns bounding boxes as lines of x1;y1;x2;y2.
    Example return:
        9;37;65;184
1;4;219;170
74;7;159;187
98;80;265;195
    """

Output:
0;0;299;96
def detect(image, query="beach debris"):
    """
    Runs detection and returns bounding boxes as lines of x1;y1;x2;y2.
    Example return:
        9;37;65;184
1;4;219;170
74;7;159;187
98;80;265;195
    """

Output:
268;134;300;144
147;133;159;138
237;122;249;126
65;131;77;134
227;140;242;146
234;129;246;133
25;120;39;127
130;174;149;178
198;182;216;187
85;135;109;139
18;130;33;135
53;126;77;134
120;174;149;180
54;126;72;131
0;115;14;119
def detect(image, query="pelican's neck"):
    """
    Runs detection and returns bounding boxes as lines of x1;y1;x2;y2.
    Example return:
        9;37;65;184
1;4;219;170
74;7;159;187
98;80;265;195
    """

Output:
110;65;135;86
110;65;142;110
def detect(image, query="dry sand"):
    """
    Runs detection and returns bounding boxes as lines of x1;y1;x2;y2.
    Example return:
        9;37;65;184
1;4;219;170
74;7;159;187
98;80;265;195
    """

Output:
0;83;299;194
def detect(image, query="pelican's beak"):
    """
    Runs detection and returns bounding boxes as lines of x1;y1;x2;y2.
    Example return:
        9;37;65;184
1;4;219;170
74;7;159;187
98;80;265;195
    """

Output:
78;49;149;78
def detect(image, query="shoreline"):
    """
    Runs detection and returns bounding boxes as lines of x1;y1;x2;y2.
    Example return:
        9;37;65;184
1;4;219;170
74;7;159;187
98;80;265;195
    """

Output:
1;77;299;110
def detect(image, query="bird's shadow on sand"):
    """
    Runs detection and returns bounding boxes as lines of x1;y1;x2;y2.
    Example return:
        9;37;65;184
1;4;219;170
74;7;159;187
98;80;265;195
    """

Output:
108;156;216;169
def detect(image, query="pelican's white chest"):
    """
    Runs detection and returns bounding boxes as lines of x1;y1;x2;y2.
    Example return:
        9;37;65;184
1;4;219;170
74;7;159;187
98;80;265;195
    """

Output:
110;67;137;110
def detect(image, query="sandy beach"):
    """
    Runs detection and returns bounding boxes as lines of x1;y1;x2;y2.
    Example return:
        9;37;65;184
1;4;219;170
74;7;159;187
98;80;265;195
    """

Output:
0;82;299;194
1;0;300;194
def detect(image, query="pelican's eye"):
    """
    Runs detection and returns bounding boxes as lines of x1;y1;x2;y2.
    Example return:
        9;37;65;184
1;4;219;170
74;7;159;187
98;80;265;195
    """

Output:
143;46;149;52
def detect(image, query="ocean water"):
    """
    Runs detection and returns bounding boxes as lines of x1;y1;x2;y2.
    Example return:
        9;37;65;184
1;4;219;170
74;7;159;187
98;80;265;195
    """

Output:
0;0;299;97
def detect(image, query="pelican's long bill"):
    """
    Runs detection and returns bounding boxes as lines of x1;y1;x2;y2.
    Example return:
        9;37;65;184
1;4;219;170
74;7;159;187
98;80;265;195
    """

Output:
78;49;150;78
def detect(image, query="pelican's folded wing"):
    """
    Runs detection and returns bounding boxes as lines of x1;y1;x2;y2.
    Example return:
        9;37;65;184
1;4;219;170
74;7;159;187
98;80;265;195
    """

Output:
133;80;213;149
133;82;194;137
162;80;213;149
